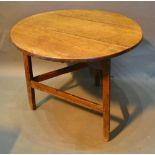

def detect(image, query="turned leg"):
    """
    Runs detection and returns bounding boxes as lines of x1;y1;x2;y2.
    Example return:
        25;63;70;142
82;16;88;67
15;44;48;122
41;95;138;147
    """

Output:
23;53;36;110
102;59;111;141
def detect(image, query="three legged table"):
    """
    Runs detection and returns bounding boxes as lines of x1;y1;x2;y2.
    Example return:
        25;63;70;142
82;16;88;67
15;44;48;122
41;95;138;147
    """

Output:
10;9;143;141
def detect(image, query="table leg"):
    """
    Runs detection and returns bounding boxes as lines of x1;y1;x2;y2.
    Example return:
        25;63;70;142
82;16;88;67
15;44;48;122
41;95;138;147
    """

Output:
23;53;36;110
102;59;111;141
95;69;101;87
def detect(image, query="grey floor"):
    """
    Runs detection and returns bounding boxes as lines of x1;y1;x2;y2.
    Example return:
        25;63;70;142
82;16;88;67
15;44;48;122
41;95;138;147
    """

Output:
0;2;155;153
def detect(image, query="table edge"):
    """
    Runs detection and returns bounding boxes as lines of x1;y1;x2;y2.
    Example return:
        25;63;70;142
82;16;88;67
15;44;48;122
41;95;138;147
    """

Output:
10;9;143;63
10;36;143;63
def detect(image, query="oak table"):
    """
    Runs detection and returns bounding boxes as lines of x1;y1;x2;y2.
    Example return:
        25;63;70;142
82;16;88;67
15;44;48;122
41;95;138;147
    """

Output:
10;9;143;141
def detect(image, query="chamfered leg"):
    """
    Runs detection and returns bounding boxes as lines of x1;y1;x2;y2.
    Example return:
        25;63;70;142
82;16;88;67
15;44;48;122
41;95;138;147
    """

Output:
23;53;36;110
102;59;111;141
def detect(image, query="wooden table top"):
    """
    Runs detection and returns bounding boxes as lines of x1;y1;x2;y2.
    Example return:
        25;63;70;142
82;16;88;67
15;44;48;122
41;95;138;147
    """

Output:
10;9;143;62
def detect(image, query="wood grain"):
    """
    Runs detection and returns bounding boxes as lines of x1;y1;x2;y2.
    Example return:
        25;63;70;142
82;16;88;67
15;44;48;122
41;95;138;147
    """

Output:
10;9;143;62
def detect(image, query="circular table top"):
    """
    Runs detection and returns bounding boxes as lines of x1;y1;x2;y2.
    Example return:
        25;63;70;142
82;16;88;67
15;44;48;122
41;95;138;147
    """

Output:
10;9;143;62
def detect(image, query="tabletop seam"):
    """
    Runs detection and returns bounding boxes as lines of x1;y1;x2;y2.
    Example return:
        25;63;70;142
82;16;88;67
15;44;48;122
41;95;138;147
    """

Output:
55;13;139;31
